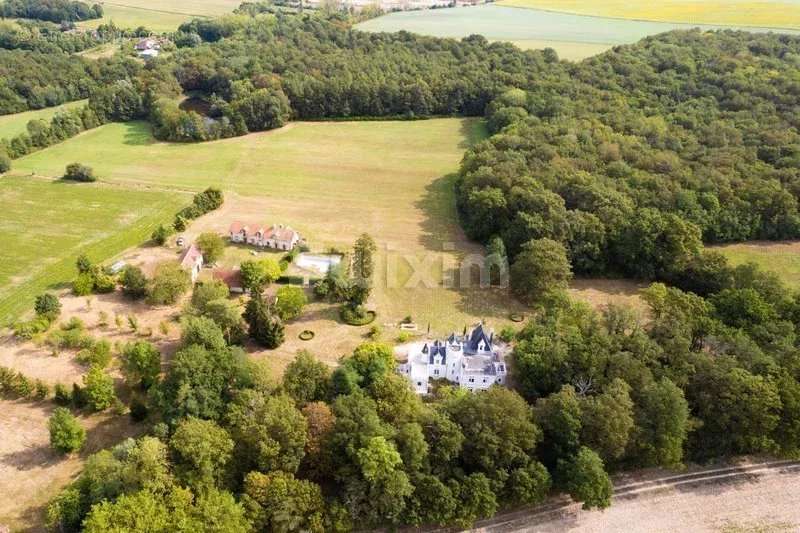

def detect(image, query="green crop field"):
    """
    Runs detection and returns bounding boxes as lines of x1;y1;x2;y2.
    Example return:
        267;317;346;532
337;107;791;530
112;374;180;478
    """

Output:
0;176;186;323
356;4;796;61
0;100;87;142
495;0;800;30
78;0;242;32
7;118;532;332
714;241;800;289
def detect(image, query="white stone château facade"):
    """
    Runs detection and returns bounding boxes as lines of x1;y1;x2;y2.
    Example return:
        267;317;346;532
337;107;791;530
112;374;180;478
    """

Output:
228;221;301;251
397;324;508;394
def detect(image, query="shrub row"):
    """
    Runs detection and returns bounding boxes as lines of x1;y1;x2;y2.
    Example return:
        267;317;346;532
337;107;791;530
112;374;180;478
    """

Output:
0;366;50;400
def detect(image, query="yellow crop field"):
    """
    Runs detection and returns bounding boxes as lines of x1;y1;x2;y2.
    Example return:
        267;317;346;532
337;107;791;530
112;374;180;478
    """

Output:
496;0;800;30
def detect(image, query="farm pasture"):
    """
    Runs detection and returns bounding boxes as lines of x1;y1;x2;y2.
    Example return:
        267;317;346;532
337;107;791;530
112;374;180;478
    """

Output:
0;100;87;141
6;117;645;343
0;176;186;324
77;0;242;32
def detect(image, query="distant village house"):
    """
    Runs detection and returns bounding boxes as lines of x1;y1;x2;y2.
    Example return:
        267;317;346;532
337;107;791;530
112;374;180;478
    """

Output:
229;221;301;251
135;38;167;59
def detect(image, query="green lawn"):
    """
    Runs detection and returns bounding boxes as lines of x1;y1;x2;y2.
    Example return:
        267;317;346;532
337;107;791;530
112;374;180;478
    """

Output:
714;241;800;289
0;100;87;142
0;176;186;324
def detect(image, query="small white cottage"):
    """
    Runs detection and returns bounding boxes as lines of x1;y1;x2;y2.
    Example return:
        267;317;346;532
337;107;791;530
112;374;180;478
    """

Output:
397;324;508;394
179;243;203;284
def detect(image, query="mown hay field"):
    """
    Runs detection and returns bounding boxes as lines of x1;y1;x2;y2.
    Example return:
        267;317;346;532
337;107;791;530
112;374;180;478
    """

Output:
78;0;242;32
0;176;186;323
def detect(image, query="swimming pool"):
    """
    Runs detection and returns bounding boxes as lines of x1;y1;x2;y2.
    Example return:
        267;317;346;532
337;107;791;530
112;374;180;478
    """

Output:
295;253;343;274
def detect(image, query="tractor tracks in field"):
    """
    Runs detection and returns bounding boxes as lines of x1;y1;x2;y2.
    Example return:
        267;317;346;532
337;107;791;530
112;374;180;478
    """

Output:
422;459;800;533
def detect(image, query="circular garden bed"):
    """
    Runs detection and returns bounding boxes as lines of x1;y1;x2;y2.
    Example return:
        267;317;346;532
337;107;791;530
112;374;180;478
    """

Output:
340;306;377;326
299;330;315;341
509;313;525;323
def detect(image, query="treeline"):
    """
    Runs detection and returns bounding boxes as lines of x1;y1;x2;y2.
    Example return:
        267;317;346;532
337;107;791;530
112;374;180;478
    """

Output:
0;0;103;23
457;30;800;280
144;12;561;141
0;10;557;142
1;101;99;162
0;55;147;168
514;267;800;467
0;49;143;115
0;19;107;53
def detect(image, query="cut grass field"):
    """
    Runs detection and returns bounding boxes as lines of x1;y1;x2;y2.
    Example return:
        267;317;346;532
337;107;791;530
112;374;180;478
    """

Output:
0;100;87;141
0;176;186;324
714;240;800;289
78;0;241;32
495;0;800;30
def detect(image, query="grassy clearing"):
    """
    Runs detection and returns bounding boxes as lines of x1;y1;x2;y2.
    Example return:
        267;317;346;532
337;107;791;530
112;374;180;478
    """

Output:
0;176;186;324
495;0;800;30
78;0;241;32
714;241;800;289
507;39;612;60
0;100;87;141
77;41;122;60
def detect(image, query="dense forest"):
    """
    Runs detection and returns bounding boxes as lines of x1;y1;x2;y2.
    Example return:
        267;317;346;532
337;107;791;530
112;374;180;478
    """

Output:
459;31;800;279
152;12;564;141
2;7;800;531
0;49;142;114
0;0;102;23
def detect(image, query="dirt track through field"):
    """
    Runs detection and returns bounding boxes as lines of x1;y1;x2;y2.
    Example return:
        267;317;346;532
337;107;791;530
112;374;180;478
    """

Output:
467;460;800;532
